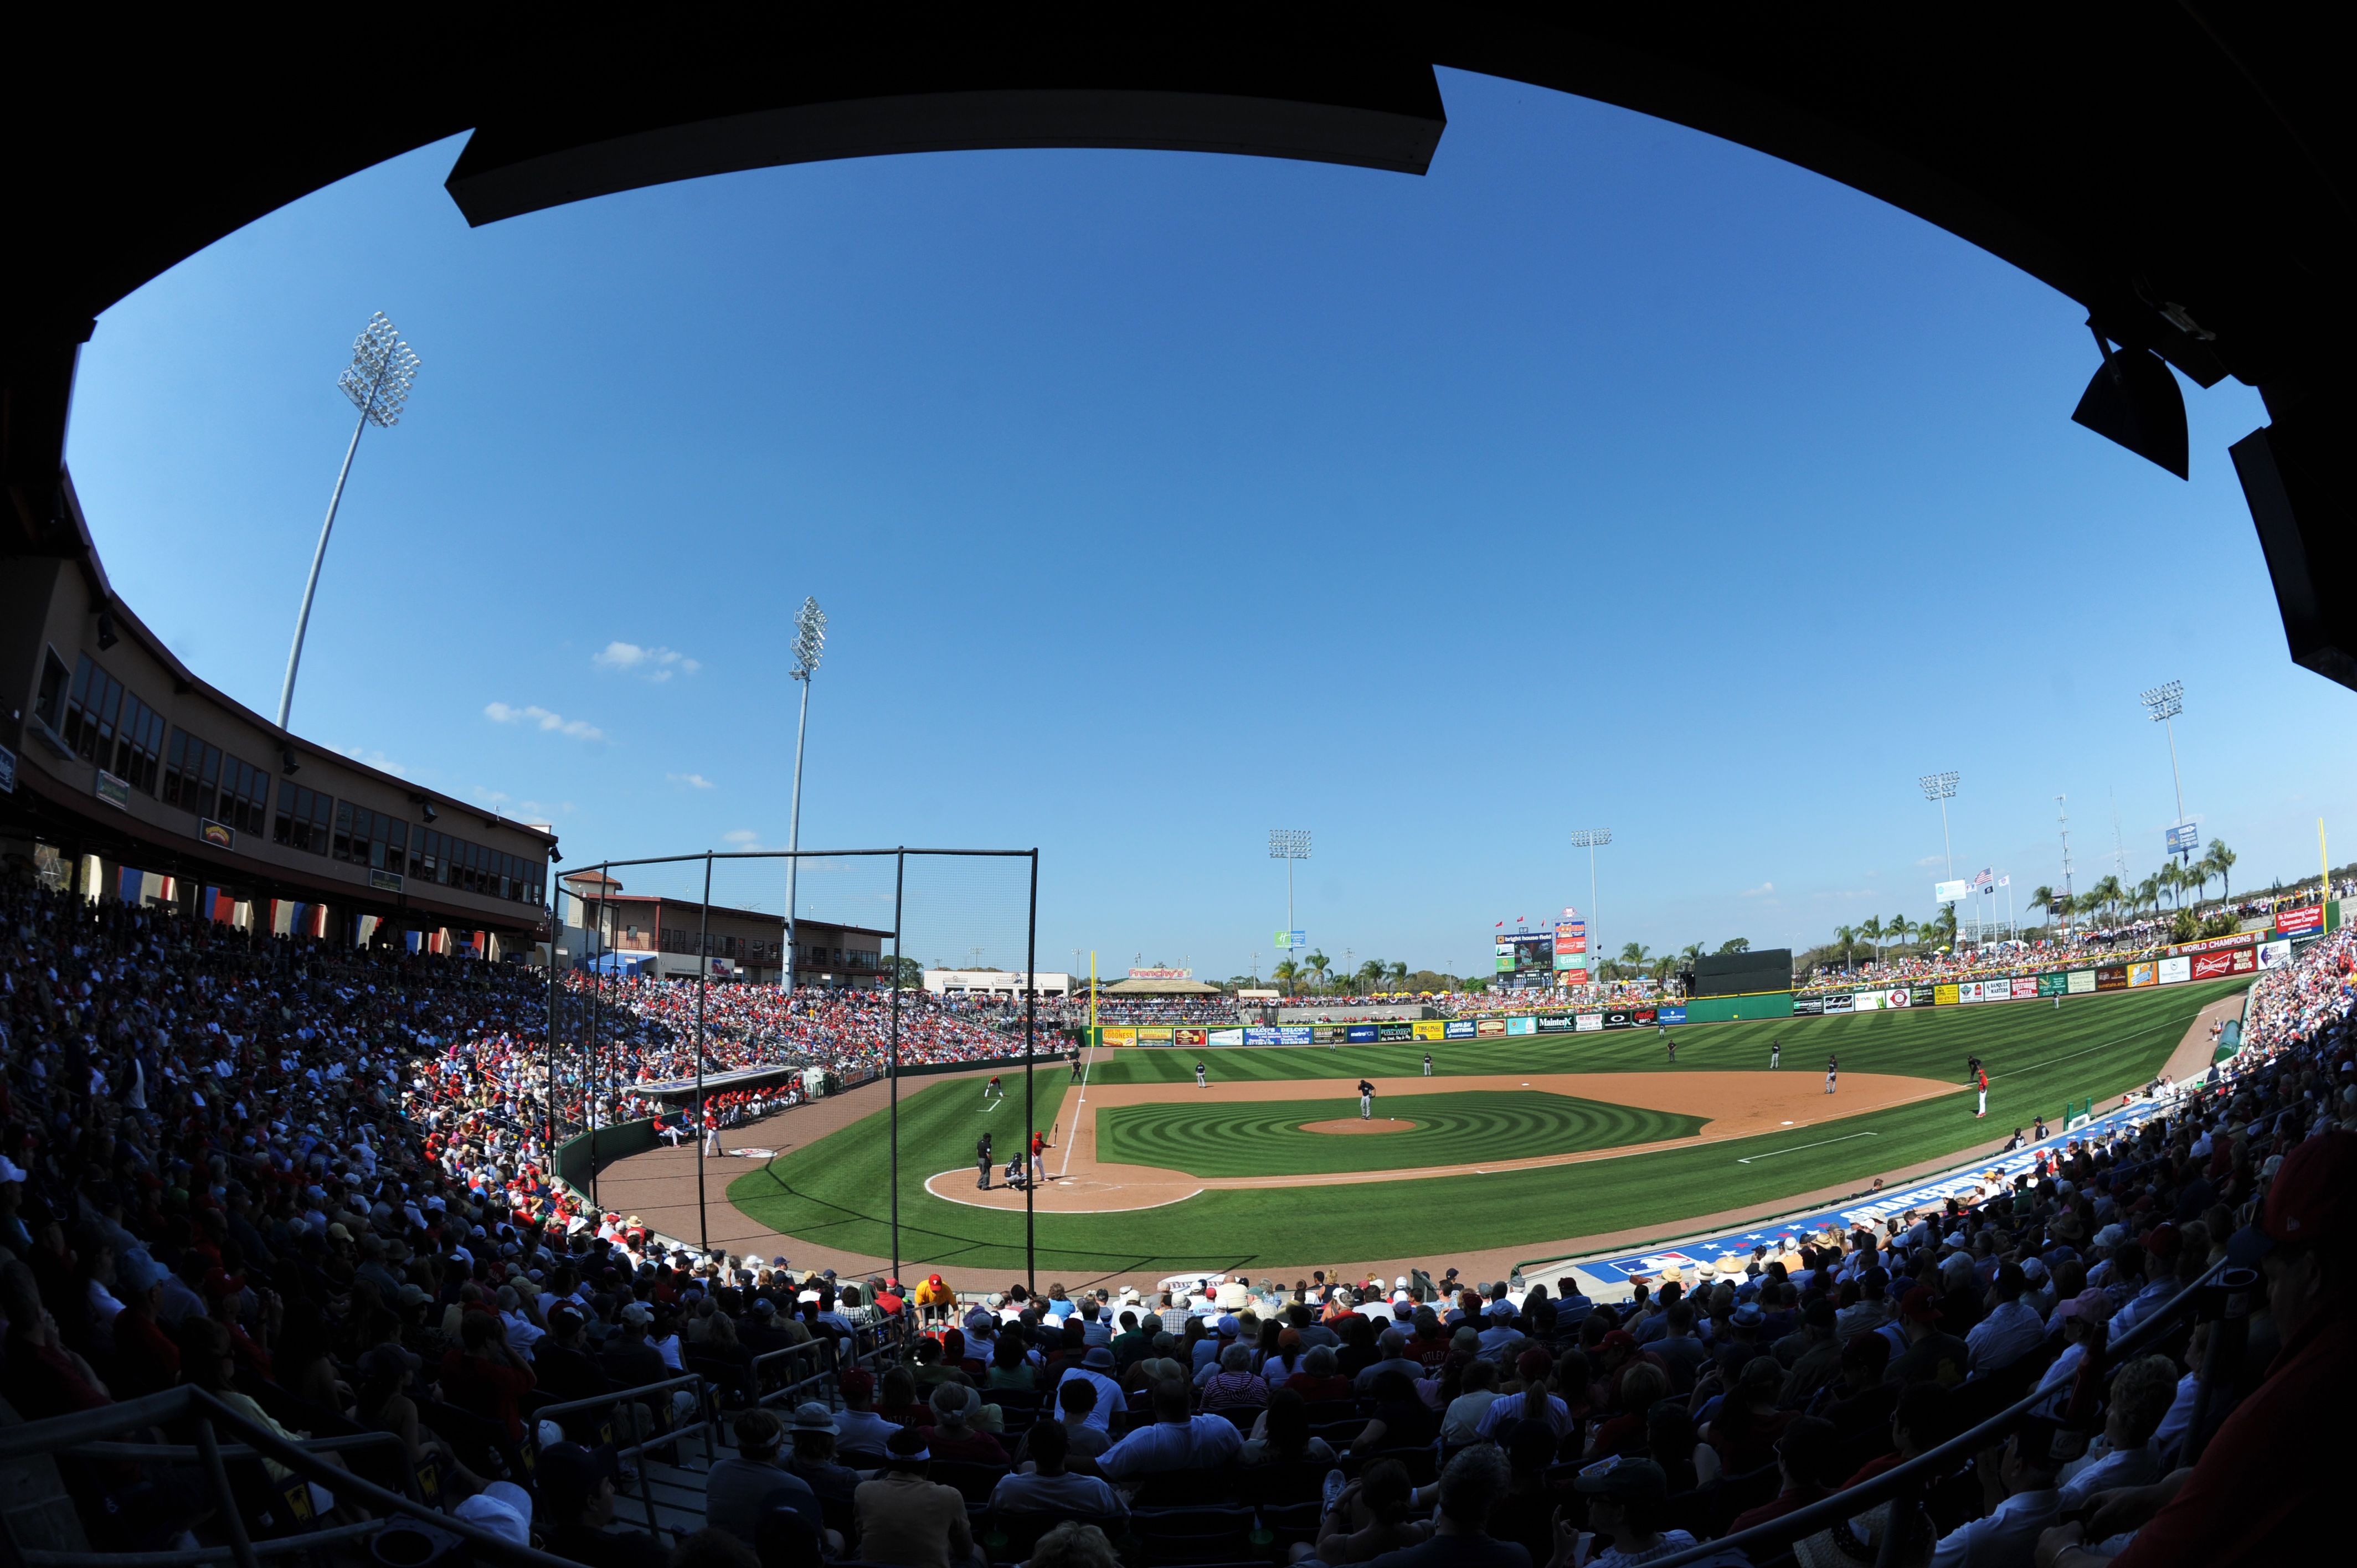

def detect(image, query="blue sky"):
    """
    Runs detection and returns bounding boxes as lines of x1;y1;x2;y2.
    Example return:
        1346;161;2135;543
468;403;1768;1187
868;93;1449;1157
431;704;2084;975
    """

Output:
64;69;2352;979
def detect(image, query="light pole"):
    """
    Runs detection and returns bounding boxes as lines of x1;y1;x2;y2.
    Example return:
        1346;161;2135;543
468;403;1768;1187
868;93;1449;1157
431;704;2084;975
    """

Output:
1269;828;1311;940
1919;772;1959;881
783;597;827;998
2140;681;2189;862
1568;829;1609;993
278;312;420;730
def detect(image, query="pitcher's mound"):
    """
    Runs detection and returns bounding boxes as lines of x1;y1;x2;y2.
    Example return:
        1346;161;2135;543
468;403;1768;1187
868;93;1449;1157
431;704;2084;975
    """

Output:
1302;1118;1418;1134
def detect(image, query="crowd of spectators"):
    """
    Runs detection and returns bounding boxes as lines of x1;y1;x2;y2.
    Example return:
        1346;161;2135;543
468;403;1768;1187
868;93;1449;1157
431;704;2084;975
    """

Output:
4;869;2347;1568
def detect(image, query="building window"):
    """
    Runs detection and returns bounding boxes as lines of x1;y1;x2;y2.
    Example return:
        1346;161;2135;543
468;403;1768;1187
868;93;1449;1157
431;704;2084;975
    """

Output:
163;729;224;818
34;649;70;734
275;782;332;853
218;753;269;836
111;692;166;796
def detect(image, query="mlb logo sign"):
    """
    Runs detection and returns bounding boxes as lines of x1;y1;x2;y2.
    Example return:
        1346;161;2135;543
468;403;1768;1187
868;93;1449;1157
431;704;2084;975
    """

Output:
1632;1250;1703;1276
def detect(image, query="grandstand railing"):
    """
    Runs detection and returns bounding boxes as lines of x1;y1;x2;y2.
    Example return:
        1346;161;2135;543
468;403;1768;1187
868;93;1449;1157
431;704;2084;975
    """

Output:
0;1388;583;1568
1644;1254;2255;1568
527;1369;717;1536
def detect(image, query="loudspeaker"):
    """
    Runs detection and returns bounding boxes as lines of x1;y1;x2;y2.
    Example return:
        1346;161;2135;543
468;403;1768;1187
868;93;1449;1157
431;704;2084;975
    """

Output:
2232;395;2356;691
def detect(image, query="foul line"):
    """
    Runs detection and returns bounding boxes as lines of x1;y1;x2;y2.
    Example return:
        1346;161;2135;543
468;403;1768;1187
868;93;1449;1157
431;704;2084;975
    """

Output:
1058;1036;1099;1180
1737;1131;1877;1164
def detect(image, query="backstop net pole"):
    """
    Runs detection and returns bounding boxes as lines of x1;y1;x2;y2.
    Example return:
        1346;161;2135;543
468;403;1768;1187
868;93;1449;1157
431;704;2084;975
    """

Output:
696;852;712;1255
1026;848;1039;1293
889;848;905;1285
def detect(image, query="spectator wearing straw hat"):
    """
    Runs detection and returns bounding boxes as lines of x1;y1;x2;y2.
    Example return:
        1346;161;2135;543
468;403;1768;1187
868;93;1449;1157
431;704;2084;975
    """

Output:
854;1427;975;1568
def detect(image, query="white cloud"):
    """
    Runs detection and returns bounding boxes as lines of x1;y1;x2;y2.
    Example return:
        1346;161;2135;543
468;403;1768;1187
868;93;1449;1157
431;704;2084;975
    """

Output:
722;829;763;848
474;788;512;807
1740;881;1776;897
341;746;410;778
594;642;701;682
667;772;717;790
485;702;605;741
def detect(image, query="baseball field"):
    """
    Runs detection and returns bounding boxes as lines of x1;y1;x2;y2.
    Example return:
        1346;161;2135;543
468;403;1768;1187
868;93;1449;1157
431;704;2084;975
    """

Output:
725;979;2237;1278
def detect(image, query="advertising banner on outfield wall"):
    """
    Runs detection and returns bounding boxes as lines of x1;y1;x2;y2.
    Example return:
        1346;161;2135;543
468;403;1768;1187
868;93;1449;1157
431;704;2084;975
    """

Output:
1246;1027;1279;1045
2257;939;2293;968
1658;1005;1687;1024
2012;977;2039;999
1911;986;1936;1007
1633;1008;1658;1026
2128;962;2158;988
1176;1028;1208;1046
1506;1016;1537;1035
1934;984;1960;1005
2275;905;2325;936
1476;1018;1509;1037
1603;1009;1634;1028
1444;1019;1478;1039
1793;996;1824;1015
1538;1014;1575;1033
2037;972;2067;997
1278;1025;1314;1045
2191;947;2257;979
1380;1022;1413;1041
1312;1025;1345;1044
1210;1028;1244;1045
1138;1025;1174;1043
2095;967;2128;992
1348;1024;1381;1043
1958;982;1982;1003
1414;1020;1447;1041
2158;956;2192;985
1103;1027;1138;1047
2173;931;2258;956
1576;1013;1605;1032
2067;969;2096;994
1851;991;1883;1011
1822;993;1854;1013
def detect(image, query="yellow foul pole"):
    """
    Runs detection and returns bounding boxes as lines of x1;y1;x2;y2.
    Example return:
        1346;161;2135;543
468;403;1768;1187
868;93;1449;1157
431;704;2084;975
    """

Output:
2323;819;2332;928
1089;950;1097;1043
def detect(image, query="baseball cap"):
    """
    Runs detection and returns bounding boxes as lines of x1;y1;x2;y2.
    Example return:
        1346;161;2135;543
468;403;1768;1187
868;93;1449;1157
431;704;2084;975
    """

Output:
619;1302;653;1326
1216;1314;1241;1335
789;1401;838;1435
2143;1224;2182;1260
1573;1456;1668;1501
1082;1346;1115;1369
838;1368;876;1401
2054;1290;2114;1324
1897;1286;1943;1324
2230;1130;2357;1266
1731;1303;1764;1328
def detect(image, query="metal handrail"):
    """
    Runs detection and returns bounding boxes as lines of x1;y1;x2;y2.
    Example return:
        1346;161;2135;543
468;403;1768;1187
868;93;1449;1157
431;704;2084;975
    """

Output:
528;1368;719;1536
2;1387;588;1568
1642;1257;2243;1568
64;1431;407;1464
22;1519;385;1567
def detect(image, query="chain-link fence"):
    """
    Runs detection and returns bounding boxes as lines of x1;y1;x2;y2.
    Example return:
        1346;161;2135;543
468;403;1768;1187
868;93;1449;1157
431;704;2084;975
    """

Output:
542;847;1047;1278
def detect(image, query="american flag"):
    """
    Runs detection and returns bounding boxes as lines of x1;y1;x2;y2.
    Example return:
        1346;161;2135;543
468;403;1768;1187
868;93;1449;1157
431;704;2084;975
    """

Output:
1972;869;1993;886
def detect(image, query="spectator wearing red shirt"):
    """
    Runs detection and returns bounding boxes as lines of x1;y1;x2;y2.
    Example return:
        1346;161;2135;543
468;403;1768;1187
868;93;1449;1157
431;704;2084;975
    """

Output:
440;1311;536;1442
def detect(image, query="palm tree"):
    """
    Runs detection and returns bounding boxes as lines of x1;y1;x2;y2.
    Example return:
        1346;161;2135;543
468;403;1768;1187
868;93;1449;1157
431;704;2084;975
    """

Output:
2028;886;2054;929
1886;914;1914;953
2087;875;2125;924
1356;958;1386;993
1303;951;1331;992
1716;938;1751;955
1271;959;1300;996
1680;942;1705;966
1833;925;1859;970
1387;960;1409;991
2207;839;2236;900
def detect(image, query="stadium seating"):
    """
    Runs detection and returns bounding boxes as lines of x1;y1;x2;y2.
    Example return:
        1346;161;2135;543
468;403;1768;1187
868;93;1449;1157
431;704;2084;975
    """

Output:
0;878;2346;1567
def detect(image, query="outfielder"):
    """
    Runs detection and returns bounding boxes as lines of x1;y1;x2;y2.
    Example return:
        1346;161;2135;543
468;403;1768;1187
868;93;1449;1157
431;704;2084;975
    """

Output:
1423;1053;1434;1076
1194;1060;1208;1089
1770;1040;1781;1070
1825;1054;1838;1095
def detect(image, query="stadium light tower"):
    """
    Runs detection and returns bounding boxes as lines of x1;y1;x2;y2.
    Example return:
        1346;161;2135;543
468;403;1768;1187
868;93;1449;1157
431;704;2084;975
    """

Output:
1269;828;1311;939
1568;829;1609;987
277;312;420;731
782;596;827;995
2139;680;2190;860
1919;771;1959;881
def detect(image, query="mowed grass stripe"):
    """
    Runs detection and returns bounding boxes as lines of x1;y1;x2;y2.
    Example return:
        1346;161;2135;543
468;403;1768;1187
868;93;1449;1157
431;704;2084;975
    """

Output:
1100;1092;1701;1177
728;981;2236;1275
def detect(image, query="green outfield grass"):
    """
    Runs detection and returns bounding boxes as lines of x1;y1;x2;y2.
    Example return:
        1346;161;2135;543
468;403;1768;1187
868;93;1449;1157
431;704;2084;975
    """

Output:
1098;1091;1702;1177
726;979;2237;1278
